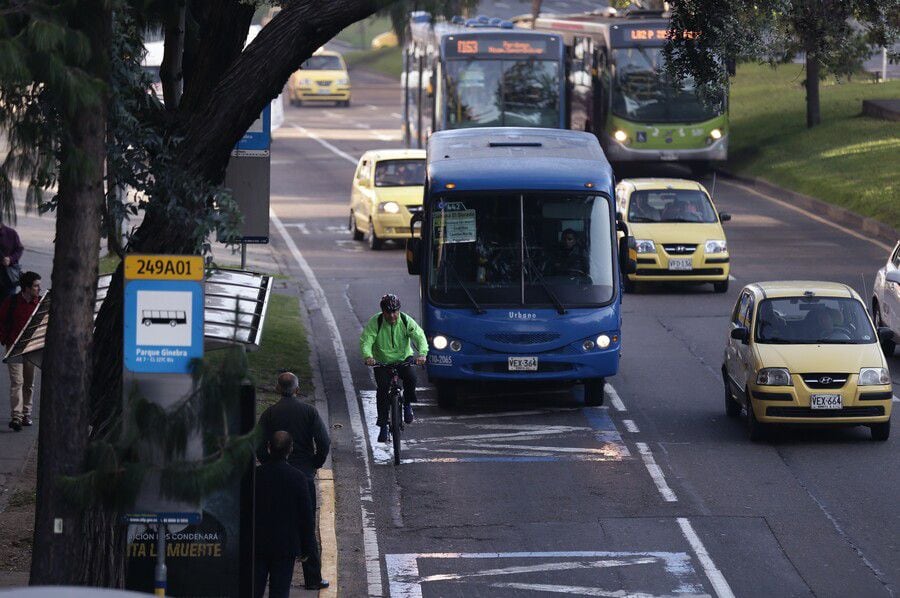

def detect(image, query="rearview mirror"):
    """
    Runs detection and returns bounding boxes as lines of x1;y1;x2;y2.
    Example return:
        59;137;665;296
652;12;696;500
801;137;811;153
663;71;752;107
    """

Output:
719;212;731;222
730;327;749;343
878;327;895;344
885;270;900;285
406;238;422;275
619;235;637;275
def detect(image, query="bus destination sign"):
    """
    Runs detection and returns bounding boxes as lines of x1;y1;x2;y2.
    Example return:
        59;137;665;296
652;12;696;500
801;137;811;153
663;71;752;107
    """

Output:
610;25;697;47
446;35;558;58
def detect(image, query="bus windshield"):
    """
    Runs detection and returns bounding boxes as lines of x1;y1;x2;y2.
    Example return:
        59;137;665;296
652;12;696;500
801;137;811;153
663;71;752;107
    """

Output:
445;59;560;128
611;47;723;123
428;193;614;307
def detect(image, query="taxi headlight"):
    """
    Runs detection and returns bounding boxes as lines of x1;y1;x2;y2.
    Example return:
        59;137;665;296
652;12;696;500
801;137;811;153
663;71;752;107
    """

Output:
432;335;448;350
756;367;792;386
705;239;727;254
299;77;313;86
337;77;350;86
613;129;628;143
859;367;890;386
449;340;462;352
596;334;611;349
635;239;656;254
378;201;401;214
710;128;723;140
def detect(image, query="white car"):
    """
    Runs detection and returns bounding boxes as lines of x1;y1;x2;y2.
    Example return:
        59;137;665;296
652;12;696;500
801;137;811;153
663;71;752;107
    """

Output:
872;240;900;355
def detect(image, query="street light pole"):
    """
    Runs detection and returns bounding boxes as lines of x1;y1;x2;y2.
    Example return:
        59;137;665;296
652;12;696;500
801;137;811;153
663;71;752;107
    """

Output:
154;522;167;597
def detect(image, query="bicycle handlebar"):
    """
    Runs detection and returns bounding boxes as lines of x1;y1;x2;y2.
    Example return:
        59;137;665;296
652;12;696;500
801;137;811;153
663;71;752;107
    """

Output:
366;357;422;368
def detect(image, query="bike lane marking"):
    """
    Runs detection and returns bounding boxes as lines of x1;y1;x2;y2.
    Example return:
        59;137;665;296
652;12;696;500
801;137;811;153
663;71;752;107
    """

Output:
271;208;384;596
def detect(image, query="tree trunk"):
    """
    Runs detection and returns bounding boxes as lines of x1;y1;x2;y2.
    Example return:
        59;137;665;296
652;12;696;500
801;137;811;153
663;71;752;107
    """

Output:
30;11;108;584
160;0;186;110
805;50;821;128
531;0;542;22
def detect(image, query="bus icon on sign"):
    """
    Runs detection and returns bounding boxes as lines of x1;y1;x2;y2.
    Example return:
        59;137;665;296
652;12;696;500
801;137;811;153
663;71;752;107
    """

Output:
142;310;187;327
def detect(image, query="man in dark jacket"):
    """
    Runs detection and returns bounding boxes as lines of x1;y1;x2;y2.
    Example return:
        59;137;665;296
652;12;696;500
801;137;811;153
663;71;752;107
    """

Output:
254;431;320;598
0;271;41;431
257;372;330;590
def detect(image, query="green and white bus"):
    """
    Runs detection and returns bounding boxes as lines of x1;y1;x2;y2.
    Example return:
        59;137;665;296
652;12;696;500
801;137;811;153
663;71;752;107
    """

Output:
531;10;728;170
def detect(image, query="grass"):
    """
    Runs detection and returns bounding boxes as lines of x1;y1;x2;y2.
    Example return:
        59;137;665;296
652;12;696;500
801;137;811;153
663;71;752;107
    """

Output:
345;46;403;80
6;489;35;509
335;15;393;50
728;62;900;230
98;253;121;275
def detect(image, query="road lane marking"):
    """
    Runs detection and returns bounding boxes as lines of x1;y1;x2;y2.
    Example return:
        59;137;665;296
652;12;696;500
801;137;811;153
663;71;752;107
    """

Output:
386;551;706;597
270;209;383;596
390;112;402;119
366;104;380;111
605;383;626;411
893;395;898;403
720;179;892;251
285;222;310;235
677;518;736;598
623;419;640;433
290;123;358;165
355;122;371;129
636;442;678;502
728;274;736;281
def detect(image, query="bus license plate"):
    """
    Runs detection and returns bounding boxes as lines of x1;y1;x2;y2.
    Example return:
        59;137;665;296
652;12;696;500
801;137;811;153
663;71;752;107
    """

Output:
810;394;842;409
508;356;538;371
669;258;693;271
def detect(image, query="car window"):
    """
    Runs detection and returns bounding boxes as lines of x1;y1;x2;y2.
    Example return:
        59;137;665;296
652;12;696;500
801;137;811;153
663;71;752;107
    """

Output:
892;244;900;268
755;296;876;344
731;292;749;326
742;294;755;328
374;159;426;187
627;189;717;223
302;55;344;70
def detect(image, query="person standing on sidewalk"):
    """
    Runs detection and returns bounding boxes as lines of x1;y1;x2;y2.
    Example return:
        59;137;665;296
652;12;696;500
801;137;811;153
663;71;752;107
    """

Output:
256;372;330;591
0;220;24;300
0;271;41;431
254;430;318;598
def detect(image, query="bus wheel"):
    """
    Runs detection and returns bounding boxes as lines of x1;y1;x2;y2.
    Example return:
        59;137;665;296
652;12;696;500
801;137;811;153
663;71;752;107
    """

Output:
584;378;605;406
436;382;458;409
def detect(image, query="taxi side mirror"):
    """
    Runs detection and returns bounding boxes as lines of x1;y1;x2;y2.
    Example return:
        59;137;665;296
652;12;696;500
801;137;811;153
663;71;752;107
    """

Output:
877;327;895;344
719;212;731;222
730;326;749;344
619;235;637;275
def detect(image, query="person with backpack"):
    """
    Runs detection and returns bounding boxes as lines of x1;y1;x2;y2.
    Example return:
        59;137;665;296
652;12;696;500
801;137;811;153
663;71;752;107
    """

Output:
359;294;428;442
0;271;41;431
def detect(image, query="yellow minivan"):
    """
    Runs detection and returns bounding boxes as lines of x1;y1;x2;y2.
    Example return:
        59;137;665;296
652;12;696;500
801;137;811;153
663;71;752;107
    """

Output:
616;178;731;293
288;49;351;107
349;149;426;250
723;281;894;441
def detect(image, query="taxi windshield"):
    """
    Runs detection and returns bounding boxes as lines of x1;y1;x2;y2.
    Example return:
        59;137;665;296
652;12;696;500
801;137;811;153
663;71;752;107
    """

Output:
627;189;717;223
302;55;343;70
755;297;876;344
374;160;426;187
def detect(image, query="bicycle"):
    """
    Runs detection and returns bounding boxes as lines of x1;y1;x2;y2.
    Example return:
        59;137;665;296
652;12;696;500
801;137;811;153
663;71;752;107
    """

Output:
369;359;415;466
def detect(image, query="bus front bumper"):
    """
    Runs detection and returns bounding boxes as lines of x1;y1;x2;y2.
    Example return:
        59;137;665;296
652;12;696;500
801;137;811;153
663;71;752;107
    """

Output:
605;135;728;163
426;349;620;383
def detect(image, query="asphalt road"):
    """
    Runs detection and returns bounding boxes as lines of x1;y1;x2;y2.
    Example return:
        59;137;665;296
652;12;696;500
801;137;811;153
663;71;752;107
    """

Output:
267;70;899;597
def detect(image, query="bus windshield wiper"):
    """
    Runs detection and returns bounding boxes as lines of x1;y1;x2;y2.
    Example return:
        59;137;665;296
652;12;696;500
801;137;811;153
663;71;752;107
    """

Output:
523;247;566;315
441;257;485;315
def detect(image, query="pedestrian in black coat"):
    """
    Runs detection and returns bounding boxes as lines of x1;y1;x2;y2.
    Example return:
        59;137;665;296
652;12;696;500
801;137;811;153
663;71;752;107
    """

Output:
257;372;330;591
254;431;318;598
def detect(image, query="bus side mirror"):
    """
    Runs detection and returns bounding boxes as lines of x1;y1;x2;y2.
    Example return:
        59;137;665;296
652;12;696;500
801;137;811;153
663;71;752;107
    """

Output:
619;235;637;275
406;238;422;275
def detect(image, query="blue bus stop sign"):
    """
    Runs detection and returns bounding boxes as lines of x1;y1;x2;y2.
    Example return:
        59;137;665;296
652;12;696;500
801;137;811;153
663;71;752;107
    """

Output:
235;104;271;154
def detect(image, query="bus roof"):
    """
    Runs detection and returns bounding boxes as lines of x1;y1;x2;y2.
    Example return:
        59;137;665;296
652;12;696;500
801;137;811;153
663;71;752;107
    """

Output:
427;128;613;193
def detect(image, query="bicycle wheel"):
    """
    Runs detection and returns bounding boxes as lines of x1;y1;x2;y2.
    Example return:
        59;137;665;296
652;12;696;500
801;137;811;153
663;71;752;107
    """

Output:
390;390;402;466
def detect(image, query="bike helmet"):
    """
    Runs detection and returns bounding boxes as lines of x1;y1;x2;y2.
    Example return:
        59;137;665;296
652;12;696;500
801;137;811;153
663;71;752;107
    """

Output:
380;293;401;312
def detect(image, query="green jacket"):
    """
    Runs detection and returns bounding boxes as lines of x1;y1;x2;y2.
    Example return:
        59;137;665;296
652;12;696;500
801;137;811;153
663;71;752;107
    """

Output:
359;312;428;364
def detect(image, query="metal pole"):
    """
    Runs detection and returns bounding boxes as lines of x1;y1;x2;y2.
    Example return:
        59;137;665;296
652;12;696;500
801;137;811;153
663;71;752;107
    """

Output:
240;241;247;270
882;47;888;83
154;522;167;597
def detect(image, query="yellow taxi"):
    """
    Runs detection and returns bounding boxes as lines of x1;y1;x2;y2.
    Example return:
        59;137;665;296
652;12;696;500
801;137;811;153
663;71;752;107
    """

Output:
615;178;731;293
723;281;893;441
349;149;426;250
288;49;351;107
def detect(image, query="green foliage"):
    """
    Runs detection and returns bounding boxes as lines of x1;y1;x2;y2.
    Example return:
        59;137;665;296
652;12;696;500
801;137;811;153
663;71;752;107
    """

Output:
378;0;479;44
345;46;403;79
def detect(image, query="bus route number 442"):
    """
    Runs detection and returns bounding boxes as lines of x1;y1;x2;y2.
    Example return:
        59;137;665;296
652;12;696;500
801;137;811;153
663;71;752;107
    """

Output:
509;356;538;371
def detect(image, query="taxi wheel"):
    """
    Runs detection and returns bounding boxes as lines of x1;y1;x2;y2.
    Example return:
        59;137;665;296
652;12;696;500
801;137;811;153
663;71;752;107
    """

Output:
368;220;383;250
870;420;890;441
713;280;729;293
723;371;741;418
623;277;636;294
746;393;768;441
350;212;364;241
584;378;605;406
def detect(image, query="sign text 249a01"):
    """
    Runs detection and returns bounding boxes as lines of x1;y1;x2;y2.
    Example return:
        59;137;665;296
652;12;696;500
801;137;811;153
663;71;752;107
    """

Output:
125;255;204;281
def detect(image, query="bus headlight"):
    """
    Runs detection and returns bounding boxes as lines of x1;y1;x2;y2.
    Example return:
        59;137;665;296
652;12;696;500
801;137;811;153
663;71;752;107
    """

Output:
449;340;462;352
635;239;656;254
704;239;727;254
432;335;448;350
378;201;401;214
613;130;628;143
596;334;611;349
582;340;595;351
710;128;723;140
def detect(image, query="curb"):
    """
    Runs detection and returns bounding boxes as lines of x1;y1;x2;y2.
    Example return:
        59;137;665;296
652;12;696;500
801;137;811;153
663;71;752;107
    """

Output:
717;170;899;248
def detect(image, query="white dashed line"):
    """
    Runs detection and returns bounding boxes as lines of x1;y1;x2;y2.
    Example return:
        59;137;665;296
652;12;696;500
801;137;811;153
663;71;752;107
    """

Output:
290;123;358;165
390;112;402;119
623;419;639;433
677;518;737;598
605;383;626;411
285;222;310;235
366;104;380;111
636;442;678;502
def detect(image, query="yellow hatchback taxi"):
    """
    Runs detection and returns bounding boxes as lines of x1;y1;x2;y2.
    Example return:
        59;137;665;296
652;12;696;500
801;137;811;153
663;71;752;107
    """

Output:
723;281;894;441
349;149;426;250
616;178;731;293
288;49;350;106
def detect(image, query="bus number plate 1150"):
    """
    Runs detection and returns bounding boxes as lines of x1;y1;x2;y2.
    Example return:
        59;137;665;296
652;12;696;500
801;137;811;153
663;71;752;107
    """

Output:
508;356;538;371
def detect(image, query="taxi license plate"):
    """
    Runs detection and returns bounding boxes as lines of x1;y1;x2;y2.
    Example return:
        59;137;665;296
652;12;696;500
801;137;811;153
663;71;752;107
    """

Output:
317;89;331;94
508;356;538;371
810;394;842;409
669;258;693;271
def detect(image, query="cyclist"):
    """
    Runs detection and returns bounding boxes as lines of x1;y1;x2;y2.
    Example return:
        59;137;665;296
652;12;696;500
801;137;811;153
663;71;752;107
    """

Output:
360;294;428;443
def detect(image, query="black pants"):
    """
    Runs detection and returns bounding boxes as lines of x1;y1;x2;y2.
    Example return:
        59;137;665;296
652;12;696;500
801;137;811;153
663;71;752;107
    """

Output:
374;363;417;427
254;555;294;598
300;473;323;587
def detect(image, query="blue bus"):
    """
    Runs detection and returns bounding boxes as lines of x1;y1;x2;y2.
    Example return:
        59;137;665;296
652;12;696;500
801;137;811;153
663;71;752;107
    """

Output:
405;128;636;407
402;12;567;148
